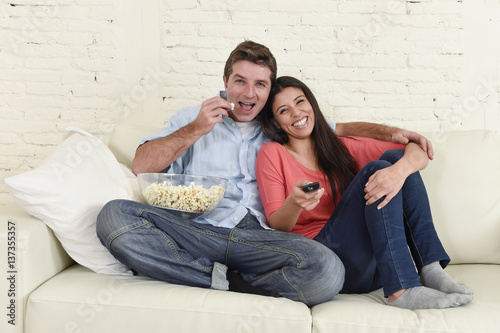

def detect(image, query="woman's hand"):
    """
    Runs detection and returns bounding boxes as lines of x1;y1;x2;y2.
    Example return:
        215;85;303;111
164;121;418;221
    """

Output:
364;166;406;210
268;180;324;232
290;180;325;211
364;143;429;210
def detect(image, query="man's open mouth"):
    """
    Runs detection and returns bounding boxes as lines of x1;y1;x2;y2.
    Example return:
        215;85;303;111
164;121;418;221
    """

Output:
239;102;256;112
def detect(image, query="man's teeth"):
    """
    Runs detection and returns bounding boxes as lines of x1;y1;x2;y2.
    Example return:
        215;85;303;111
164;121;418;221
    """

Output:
293;117;307;127
239;102;255;111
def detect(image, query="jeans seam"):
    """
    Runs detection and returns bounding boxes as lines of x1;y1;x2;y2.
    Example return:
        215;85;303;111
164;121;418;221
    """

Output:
106;221;148;249
225;226;237;266
250;267;305;304
150;222;212;272
280;267;304;303
231;236;304;268
403;212;424;272
112;208;215;272
148;211;226;272
380;204;404;295
142;207;231;243
226;218;305;303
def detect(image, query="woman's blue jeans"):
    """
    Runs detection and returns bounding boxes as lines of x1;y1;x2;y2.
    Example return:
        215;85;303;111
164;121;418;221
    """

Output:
314;149;450;297
96;200;345;306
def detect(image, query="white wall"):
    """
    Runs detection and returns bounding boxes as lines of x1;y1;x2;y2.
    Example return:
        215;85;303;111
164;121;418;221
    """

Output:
1;0;499;203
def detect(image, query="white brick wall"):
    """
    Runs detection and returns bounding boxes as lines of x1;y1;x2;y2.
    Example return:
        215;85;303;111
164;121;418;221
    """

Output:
1;0;499;204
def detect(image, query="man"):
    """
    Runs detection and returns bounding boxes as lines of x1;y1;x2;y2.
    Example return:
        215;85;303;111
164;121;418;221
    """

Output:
97;40;433;307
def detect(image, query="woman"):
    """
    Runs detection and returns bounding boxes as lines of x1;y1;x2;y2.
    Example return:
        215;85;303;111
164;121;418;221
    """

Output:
255;76;473;310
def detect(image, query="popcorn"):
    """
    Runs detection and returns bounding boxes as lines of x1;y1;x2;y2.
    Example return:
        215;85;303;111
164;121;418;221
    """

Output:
142;182;225;213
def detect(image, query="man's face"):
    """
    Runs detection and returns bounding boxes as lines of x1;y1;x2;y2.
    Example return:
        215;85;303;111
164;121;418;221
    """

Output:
223;60;272;123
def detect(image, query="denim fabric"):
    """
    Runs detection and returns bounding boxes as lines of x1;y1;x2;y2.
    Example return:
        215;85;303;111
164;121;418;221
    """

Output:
96;199;345;306
314;149;450;297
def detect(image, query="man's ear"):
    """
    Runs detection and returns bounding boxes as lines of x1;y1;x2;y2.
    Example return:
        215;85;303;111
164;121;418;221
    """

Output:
223;75;227;88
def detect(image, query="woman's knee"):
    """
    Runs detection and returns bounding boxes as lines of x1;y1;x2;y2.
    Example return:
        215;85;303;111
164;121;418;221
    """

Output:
380;149;404;164
362;159;392;174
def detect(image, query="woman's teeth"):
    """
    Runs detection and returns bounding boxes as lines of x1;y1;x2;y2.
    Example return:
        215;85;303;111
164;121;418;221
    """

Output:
293;117;308;127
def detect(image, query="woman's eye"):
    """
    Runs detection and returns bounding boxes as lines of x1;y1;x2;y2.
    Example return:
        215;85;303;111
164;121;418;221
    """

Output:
296;99;304;104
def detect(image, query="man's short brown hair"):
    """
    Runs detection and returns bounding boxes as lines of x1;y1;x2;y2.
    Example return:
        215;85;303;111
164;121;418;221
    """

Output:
224;40;277;83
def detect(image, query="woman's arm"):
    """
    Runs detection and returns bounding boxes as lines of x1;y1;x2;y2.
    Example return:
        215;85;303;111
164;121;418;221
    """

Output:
255;144;325;232
364;142;429;209
267;182;324;231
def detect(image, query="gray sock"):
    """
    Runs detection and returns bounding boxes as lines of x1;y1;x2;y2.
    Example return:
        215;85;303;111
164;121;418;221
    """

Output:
421;262;473;295
388;286;473;310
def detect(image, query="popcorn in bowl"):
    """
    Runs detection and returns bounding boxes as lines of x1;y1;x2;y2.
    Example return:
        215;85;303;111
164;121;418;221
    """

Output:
137;173;228;219
142;182;225;213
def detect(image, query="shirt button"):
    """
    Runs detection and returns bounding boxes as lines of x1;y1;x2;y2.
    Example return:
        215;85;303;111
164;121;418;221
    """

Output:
231;123;236;127
234;216;238;221
242;168;246;173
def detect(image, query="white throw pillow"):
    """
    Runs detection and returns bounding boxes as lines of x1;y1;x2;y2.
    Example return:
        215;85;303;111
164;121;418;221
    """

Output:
5;128;142;275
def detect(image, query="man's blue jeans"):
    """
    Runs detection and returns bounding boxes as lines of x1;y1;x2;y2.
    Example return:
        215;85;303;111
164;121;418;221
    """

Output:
96;200;345;306
314;149;450;297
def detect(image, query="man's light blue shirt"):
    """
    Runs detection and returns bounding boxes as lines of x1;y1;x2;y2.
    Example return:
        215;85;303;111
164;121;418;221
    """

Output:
139;104;336;229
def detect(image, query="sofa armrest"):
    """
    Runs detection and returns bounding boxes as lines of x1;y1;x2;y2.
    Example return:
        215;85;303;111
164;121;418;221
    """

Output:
0;203;73;333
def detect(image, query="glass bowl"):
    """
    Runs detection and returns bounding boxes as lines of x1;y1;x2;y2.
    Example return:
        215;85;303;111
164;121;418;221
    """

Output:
137;173;228;219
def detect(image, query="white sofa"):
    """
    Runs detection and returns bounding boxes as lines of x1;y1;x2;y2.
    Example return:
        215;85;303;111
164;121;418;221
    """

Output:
1;124;500;333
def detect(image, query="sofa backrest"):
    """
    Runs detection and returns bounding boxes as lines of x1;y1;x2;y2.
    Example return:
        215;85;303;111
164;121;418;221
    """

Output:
108;123;160;168
421;130;500;265
109;123;500;265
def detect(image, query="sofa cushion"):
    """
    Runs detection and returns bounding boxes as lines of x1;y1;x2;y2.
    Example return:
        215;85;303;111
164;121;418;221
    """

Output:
26;265;312;333
420;130;500;265
311;264;500;333
5;128;142;275
107;122;159;168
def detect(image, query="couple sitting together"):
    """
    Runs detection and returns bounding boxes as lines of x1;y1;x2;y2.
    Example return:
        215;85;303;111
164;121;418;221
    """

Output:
96;40;473;310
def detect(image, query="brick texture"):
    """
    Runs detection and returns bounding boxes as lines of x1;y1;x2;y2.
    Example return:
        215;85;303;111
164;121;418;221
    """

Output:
1;0;499;203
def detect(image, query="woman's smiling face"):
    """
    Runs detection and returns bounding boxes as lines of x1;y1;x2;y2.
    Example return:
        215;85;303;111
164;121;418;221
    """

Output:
272;87;315;141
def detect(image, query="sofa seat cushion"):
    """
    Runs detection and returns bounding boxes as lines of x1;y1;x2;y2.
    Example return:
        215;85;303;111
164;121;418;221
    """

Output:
311;264;500;333
26;265;312;333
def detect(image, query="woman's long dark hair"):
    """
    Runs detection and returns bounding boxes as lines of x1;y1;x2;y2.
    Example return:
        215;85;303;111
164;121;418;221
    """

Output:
260;76;358;202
